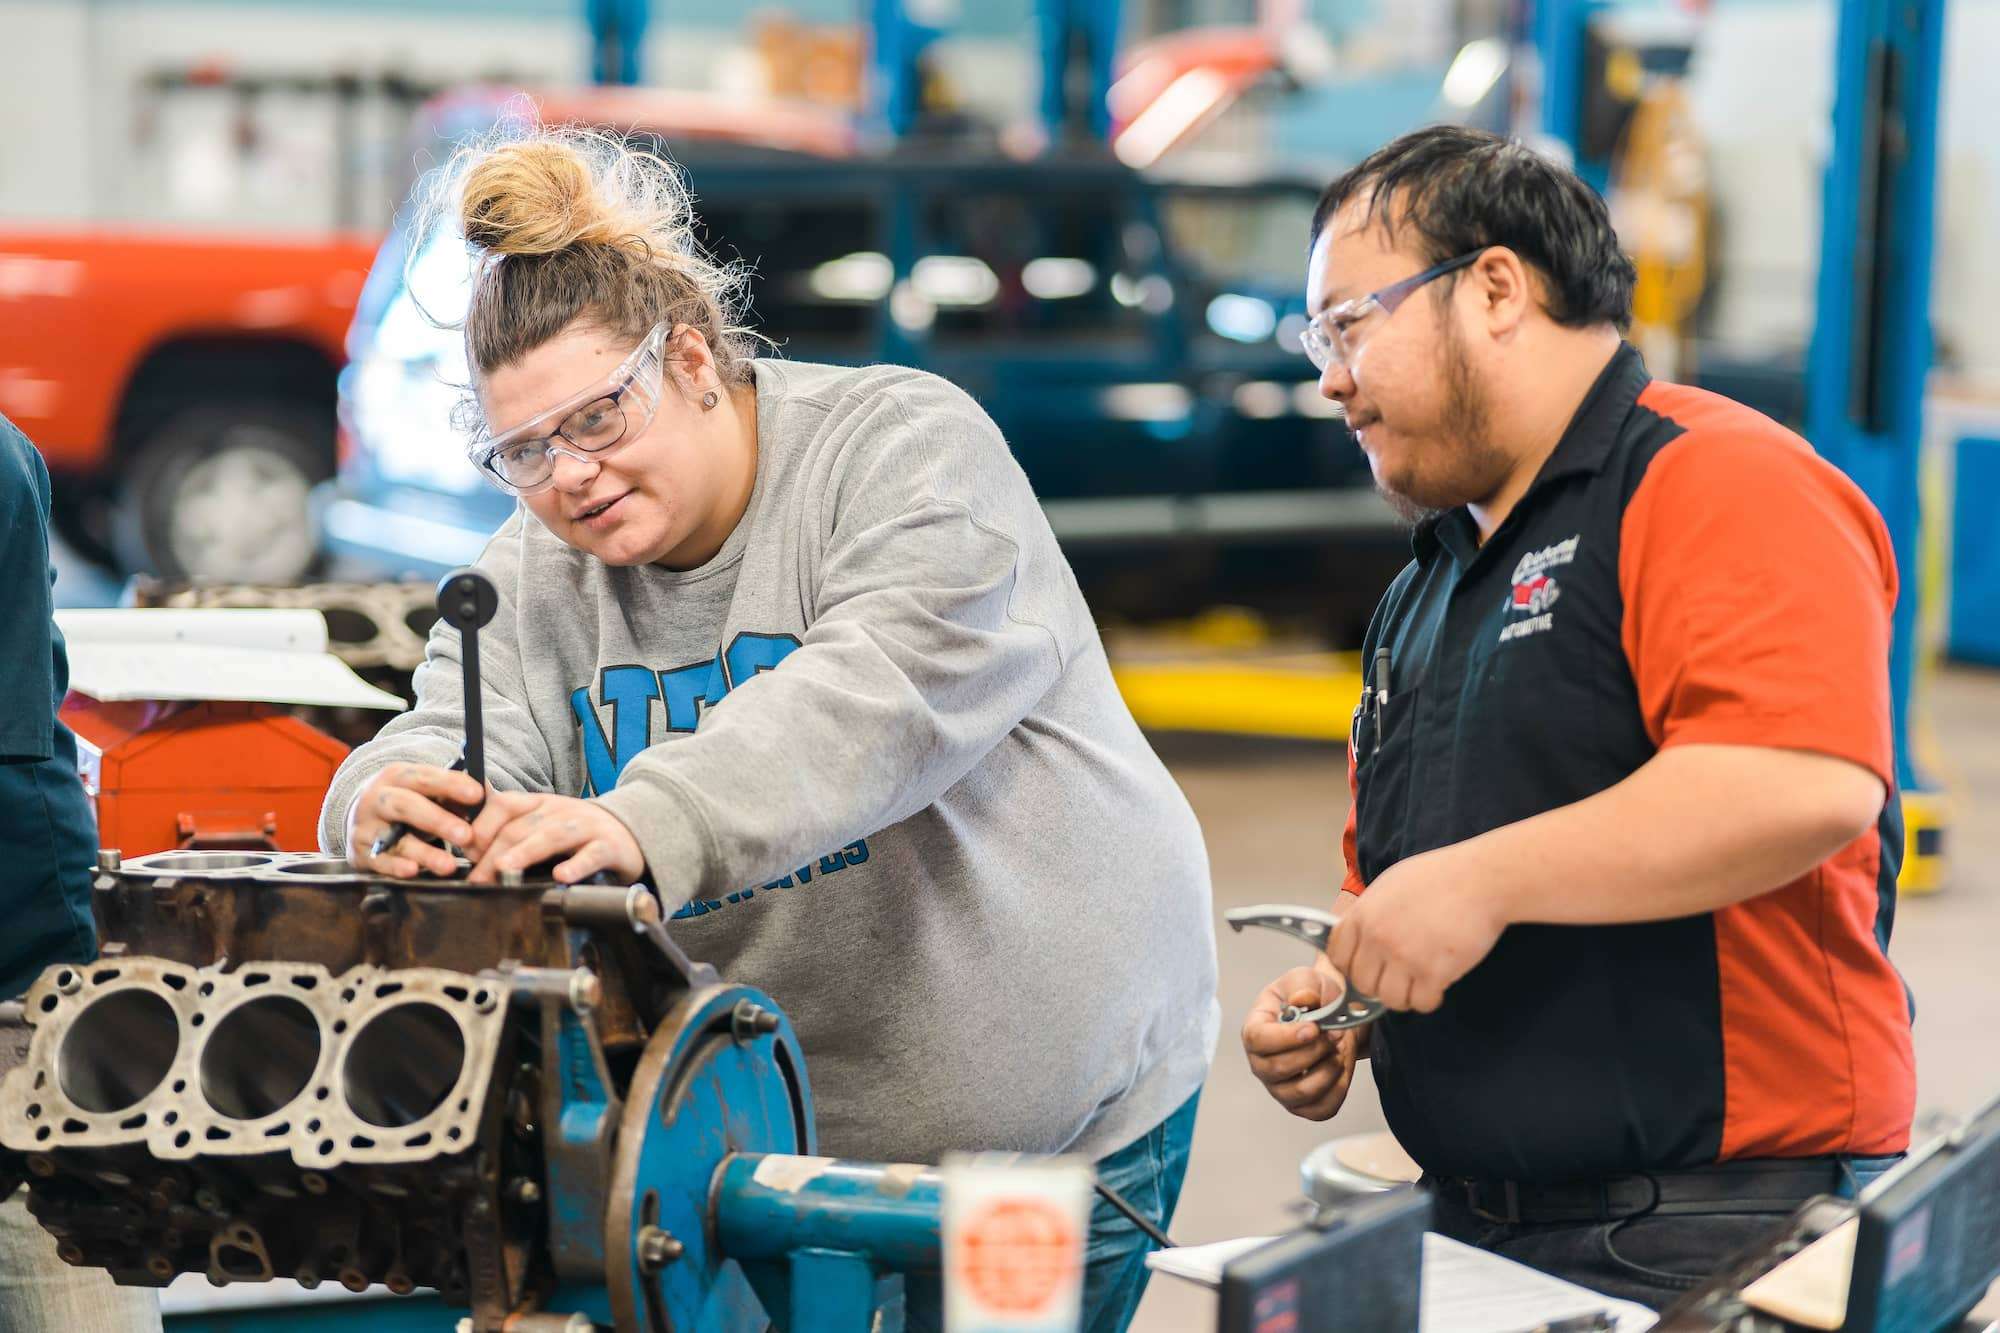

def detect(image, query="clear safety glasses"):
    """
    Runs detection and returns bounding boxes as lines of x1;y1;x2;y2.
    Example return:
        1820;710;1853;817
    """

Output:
468;321;674;496
1301;250;1483;374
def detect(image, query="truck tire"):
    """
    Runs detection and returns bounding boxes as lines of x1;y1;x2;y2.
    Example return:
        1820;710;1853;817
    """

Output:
112;401;331;583
49;484;120;573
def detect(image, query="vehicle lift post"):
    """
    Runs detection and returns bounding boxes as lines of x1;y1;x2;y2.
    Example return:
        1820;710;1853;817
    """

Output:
864;0;1122;145
585;0;651;86
1806;0;1949;891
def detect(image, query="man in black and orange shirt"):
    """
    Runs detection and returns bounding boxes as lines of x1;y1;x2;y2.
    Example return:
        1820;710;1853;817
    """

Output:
1240;126;1914;1309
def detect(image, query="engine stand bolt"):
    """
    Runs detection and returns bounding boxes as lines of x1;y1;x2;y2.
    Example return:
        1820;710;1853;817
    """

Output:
636;1225;683;1273
730;1001;781;1043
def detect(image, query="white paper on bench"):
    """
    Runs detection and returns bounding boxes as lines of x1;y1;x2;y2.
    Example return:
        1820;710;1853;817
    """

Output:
55;609;404;711
1146;1231;1657;1331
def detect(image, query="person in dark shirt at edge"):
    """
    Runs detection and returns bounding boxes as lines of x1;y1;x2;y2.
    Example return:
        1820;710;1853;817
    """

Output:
1239;127;1913;1309
0;416;159;1330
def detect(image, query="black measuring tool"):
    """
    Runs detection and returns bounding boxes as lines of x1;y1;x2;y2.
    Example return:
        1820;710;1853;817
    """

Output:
368;566;499;865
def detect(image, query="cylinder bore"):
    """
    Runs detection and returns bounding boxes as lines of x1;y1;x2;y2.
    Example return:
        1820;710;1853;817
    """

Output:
199;995;322;1121
128;852;274;873
58;989;180;1114
342;1003;464;1128
274;859;362;877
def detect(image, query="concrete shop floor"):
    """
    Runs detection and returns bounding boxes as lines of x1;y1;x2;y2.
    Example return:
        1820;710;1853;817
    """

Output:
1129;666;2000;1331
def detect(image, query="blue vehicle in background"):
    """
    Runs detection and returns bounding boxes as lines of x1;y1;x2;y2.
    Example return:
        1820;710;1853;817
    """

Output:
325;88;1403;631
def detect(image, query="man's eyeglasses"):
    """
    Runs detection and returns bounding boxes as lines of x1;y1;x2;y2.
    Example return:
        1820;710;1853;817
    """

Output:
468;321;673;496
1301;250;1483;374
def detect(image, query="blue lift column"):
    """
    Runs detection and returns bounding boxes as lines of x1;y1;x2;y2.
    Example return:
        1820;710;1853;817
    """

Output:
1806;0;1948;892
586;0;651;86
1530;0;1609;192
867;0;947;138
1036;0;1122;144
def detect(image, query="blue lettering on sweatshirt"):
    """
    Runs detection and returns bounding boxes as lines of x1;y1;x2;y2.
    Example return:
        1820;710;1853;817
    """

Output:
567;634;876;919
572;631;802;795
667;841;873;921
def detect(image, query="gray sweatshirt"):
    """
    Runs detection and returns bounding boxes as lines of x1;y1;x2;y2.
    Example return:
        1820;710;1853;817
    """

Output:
320;359;1218;1165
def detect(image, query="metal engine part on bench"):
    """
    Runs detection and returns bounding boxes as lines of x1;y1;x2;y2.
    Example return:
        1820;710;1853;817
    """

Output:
132;579;438;674
0;849;944;1330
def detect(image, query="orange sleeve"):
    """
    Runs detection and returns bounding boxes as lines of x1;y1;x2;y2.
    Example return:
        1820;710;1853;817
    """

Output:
1619;386;1897;787
1340;736;1366;895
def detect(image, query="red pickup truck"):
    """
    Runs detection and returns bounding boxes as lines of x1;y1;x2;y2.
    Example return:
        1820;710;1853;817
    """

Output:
0;226;377;581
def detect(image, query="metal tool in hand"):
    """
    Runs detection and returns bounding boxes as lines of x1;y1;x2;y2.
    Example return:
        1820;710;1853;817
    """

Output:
369;567;498;863
1225;903;1387;1030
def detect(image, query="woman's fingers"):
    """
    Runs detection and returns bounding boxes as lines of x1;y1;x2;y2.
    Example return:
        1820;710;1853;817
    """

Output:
469;811;578;884
386;763;485;807
347;763;486;877
370;852;425;880
465;790;536;860
369;786;474;849
553;840;614;885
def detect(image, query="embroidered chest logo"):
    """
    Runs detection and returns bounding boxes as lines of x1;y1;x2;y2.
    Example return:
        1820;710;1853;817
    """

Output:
1500;535;1579;643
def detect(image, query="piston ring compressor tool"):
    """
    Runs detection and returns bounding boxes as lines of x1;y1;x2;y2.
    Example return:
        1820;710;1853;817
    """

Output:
1225;904;1387;1030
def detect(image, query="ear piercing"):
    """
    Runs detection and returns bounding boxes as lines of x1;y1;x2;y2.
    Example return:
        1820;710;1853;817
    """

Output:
701;390;719;411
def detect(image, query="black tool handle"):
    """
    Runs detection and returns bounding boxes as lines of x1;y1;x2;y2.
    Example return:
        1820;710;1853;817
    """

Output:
436;567;499;795
364;568;498;868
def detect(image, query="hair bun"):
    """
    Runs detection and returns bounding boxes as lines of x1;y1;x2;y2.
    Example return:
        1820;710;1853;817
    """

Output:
459;140;635;258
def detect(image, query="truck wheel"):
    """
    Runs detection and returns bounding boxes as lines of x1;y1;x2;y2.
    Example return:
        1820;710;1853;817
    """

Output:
113;402;331;583
49;485;120;573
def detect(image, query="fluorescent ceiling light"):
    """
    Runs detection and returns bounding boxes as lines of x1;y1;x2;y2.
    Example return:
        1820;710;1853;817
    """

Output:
809;251;893;302
1022;257;1096;300
1441;38;1509;109
912;255;1000;307
1115;69;1230;169
1207;293;1277;343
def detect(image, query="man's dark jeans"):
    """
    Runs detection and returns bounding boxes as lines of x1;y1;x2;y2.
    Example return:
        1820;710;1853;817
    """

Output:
1427;1156;1903;1310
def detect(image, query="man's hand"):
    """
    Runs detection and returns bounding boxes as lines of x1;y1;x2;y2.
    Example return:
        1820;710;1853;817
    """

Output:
1242;957;1362;1121
346;763;484;878
464;791;645;886
1326;846;1508;1013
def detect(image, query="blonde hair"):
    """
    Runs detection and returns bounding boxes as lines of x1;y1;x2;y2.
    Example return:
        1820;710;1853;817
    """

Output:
412;119;758;407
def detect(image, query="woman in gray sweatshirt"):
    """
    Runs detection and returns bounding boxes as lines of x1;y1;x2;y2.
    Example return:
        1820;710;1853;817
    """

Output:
319;127;1217;1330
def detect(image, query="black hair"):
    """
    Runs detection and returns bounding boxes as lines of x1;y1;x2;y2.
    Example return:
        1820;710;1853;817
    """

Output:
1309;124;1637;331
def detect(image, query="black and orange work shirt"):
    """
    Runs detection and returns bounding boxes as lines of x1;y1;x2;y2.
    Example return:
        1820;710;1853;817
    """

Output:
1341;343;1915;1182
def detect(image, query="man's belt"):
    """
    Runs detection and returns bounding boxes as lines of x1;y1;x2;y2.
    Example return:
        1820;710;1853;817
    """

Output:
1435;1158;1853;1226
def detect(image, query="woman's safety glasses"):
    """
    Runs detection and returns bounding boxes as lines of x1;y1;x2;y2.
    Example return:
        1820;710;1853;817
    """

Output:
1300;250;1482;375
468;321;673;496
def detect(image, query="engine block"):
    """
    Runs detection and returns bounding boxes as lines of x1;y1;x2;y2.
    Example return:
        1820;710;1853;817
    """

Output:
0;849;685;1314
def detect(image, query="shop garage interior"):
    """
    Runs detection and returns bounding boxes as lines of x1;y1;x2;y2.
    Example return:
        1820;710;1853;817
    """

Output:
1;0;1998;1329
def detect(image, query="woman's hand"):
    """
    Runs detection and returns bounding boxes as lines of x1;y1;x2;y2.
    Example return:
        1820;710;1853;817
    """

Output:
464;792;646;886
346;763;484;878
